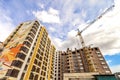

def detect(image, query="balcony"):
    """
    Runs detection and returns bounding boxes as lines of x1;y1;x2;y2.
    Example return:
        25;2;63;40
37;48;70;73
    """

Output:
28;32;35;39
23;41;31;48
11;60;23;68
16;52;26;60
20;46;29;53
6;69;19;78
26;36;33;43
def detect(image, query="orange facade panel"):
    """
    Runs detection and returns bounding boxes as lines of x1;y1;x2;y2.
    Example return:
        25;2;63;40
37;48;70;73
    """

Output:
0;21;33;78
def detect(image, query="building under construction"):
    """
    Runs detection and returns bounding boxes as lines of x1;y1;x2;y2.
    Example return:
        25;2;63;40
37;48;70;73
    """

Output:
53;4;118;80
54;47;112;80
0;5;117;80
53;5;115;80
0;20;117;80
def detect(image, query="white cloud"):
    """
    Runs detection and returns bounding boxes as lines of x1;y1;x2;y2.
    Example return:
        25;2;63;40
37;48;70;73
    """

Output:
0;6;14;42
52;0;120;56
32;7;61;23
89;0;98;5
37;3;44;9
0;22;14;42
81;10;87;18
49;27;56;32
82;0;120;55
89;0;104;6
110;65;120;73
52;37;63;49
49;8;59;15
52;30;80;51
72;18;84;27
26;10;30;14
60;0;82;24
107;60;112;65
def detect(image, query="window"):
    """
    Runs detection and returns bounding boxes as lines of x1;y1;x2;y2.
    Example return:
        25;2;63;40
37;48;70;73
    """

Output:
80;63;83;65
20;46;29;53
41;52;43;56
103;66;108;68
77;56;81;59
39;56;42;61
31;29;36;35
99;58;104;60
41;71;43;75
43;72;46;76
36;54;39;59
29;72;34;79
38;61;41;66
11;60;23;68
98;54;101;57
20;73;25;80
23;41;31;48
32;25;38;31
32;65;36;71
106;70;110;73
36;67;40;73
16;53;26;60
6;69;19;77
6;69;12;76
95;48;98;50
80;67;84;69
34;59;37;64
26;36;33;43
96;51;101;54
24;65;28;70
43;77;45;80
40;77;42;80
101;62;105;64
34;75;38;80
27;58;30;63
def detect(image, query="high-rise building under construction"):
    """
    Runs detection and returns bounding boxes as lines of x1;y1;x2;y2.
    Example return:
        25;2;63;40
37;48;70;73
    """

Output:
0;20;114;80
0;20;55;80
54;47;111;80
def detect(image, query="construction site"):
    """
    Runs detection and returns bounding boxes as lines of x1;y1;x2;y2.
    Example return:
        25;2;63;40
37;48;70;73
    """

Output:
0;1;119;80
53;4;118;80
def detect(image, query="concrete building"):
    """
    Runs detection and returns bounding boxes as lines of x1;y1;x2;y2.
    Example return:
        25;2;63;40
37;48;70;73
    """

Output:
53;51;59;80
114;72;120;80
0;20;55;80
54;47;111;80
64;72;99;80
0;20;113;80
64;73;117;80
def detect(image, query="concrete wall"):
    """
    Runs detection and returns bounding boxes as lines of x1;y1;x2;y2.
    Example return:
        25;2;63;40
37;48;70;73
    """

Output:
64;72;99;80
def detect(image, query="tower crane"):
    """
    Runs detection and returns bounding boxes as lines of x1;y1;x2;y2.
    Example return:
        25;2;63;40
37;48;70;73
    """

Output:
77;5;114;72
77;4;114;48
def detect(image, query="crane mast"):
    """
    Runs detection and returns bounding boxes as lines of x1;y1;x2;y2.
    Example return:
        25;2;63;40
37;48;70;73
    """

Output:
77;5;114;72
77;29;86;47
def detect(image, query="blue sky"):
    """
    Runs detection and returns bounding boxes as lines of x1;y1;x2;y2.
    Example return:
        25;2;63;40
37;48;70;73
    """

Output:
0;0;120;73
